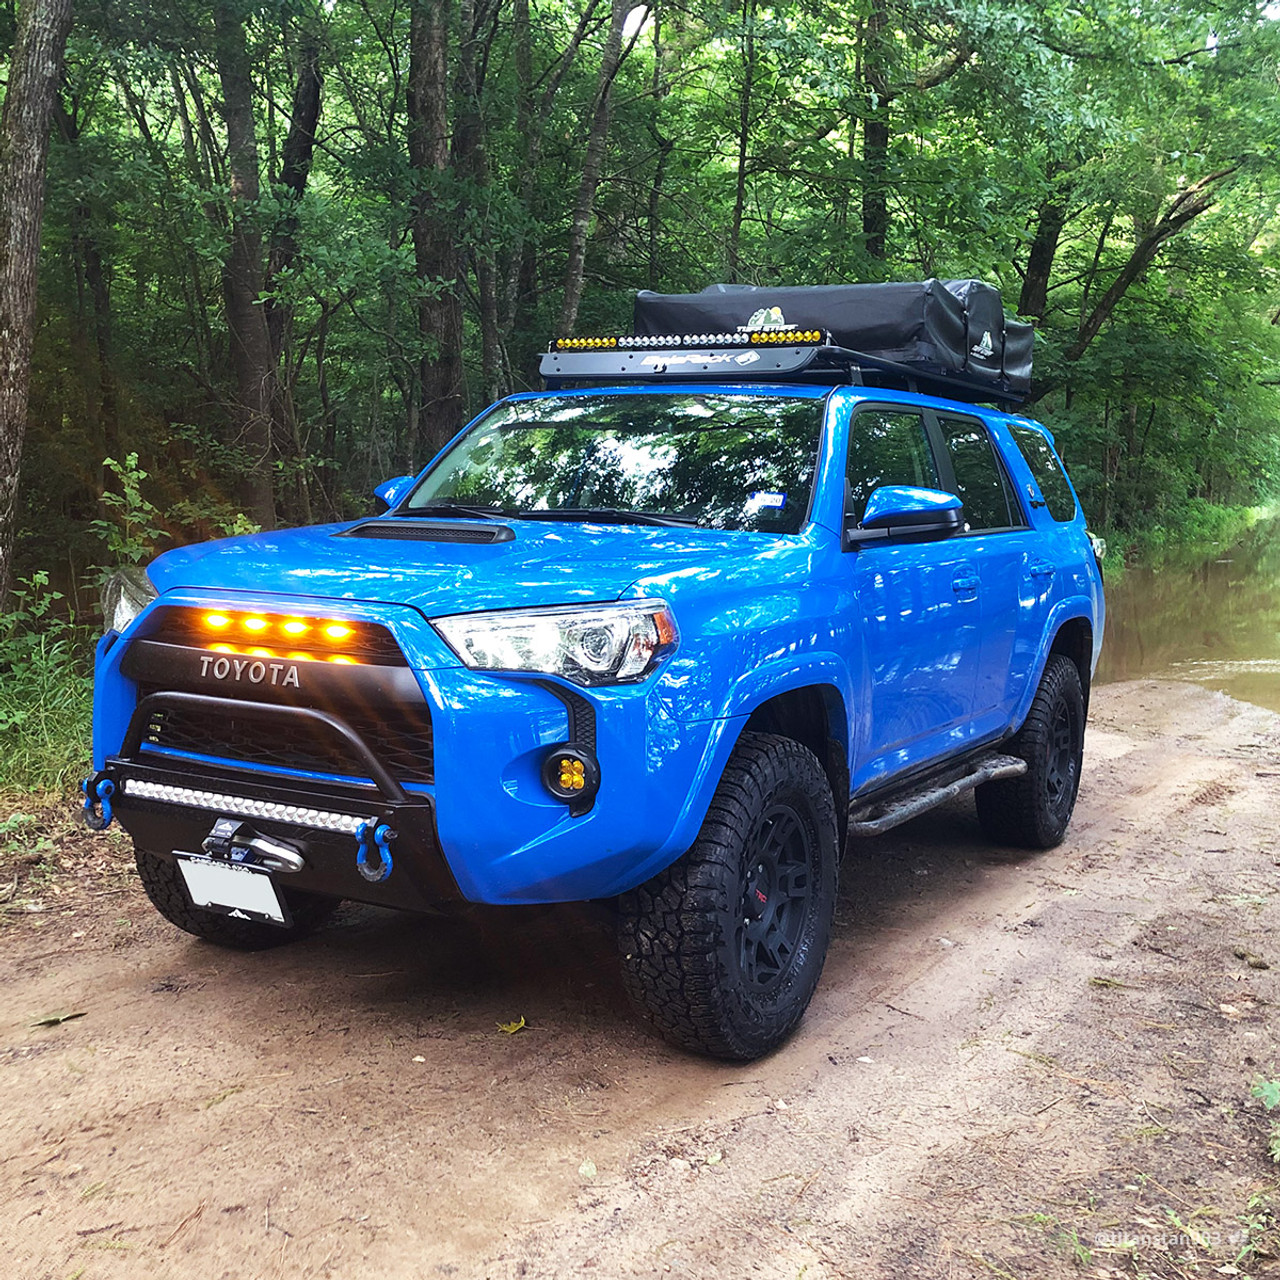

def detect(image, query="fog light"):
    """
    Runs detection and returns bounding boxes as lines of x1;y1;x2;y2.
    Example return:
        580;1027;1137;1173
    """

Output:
541;744;600;816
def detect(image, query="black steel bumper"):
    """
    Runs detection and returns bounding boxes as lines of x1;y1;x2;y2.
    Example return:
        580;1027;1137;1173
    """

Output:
97;691;463;913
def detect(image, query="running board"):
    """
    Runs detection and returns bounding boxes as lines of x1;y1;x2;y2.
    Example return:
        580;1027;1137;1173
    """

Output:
848;752;1027;837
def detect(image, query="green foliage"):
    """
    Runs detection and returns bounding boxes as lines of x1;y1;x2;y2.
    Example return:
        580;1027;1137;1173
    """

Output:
0;573;93;794
7;0;1280;576
1254;1077;1280;1164
91;454;166;566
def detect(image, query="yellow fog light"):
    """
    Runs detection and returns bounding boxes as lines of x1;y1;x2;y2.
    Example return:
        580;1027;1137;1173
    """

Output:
541;745;600;815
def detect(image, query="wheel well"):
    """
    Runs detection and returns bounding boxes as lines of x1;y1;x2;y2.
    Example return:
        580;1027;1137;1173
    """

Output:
743;685;849;852
1050;618;1093;709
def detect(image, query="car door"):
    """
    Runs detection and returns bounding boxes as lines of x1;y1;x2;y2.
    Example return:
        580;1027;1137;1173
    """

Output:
932;410;1038;739
845;404;981;792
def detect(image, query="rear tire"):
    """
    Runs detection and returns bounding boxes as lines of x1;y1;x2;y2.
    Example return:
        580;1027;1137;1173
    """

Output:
618;733;838;1061
134;847;340;951
976;654;1085;849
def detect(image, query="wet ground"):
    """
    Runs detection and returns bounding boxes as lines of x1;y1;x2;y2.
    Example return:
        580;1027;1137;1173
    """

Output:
3;679;1279;1279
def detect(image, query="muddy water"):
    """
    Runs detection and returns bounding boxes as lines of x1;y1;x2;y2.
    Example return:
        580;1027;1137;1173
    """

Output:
1095;518;1280;713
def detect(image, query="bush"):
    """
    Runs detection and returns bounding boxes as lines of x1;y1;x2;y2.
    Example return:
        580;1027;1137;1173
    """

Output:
0;572;94;794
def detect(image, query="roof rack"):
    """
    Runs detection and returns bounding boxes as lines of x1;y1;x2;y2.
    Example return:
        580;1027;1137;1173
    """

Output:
539;331;1024;406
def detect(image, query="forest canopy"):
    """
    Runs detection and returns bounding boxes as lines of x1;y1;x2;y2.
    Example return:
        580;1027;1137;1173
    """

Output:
11;0;1280;589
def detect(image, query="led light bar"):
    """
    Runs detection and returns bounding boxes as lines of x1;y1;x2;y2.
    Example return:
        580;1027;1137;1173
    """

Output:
123;778;372;834
553;330;827;352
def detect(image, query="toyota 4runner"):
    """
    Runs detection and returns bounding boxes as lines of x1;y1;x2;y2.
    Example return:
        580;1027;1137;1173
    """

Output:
85;282;1104;1061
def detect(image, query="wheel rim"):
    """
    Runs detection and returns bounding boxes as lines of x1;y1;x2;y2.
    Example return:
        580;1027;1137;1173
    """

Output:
735;804;813;993
1045;695;1079;811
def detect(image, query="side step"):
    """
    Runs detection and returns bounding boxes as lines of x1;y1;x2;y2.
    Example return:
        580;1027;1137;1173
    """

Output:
848;752;1027;838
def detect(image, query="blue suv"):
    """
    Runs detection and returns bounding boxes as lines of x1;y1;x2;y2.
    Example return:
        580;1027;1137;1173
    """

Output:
86;285;1104;1060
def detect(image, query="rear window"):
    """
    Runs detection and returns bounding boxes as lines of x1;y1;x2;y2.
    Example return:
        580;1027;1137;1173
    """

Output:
1009;424;1077;522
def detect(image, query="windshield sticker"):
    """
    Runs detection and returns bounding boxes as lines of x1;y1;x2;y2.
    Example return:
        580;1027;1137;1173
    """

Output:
746;491;787;513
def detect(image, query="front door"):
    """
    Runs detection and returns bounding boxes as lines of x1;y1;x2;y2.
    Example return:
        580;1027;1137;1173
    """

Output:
845;405;981;792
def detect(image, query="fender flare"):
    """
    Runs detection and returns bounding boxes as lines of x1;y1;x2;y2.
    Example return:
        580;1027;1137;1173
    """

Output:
650;653;854;869
1011;599;1095;731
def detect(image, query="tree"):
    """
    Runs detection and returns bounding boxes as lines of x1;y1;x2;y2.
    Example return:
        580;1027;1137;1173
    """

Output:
0;0;74;607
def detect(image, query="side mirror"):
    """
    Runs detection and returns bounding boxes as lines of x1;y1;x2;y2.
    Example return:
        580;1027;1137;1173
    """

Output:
373;474;416;514
846;485;964;547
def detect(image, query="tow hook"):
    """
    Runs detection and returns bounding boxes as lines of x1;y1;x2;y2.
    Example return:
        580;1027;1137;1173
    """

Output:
81;775;115;831
202;818;306;873
355;820;396;883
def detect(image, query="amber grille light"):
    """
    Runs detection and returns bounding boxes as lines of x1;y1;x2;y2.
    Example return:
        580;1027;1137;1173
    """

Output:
150;608;407;665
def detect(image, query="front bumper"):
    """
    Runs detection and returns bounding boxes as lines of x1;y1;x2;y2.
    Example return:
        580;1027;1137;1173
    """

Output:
92;592;741;908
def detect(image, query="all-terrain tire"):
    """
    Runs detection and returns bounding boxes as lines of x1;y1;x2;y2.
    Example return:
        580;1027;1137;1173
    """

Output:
135;847;341;951
618;733;839;1061
976;654;1086;849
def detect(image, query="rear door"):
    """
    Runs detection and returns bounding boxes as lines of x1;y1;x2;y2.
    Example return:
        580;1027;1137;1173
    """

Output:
845;404;981;791
931;410;1040;738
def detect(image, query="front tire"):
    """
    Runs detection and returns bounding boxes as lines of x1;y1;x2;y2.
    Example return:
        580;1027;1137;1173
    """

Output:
134;847;340;951
976;653;1086;849
618;733;839;1061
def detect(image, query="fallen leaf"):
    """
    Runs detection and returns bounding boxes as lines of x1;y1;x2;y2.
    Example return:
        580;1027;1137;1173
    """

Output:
31;1011;86;1028
497;1016;526;1035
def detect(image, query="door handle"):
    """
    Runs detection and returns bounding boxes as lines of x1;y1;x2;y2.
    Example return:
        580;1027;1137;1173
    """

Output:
1029;561;1056;579
952;573;980;595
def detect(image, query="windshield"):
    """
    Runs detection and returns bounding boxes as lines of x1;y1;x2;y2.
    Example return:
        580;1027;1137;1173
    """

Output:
403;392;826;534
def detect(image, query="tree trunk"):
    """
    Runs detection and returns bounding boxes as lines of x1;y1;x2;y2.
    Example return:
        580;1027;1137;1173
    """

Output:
727;0;755;282
1064;167;1235;362
264;25;323;526
861;1;891;262
213;0;278;530
1018;198;1066;320
0;0;74;608
557;0;630;338
408;0;466;462
265;29;323;362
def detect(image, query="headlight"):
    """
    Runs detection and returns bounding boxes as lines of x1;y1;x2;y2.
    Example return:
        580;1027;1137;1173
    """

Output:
101;567;158;634
432;599;679;687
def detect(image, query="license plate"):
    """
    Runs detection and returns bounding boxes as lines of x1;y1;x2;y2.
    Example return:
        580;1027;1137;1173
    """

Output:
175;853;290;926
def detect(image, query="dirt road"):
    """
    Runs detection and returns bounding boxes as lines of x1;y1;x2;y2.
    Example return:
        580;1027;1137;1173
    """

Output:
3;680;1278;1280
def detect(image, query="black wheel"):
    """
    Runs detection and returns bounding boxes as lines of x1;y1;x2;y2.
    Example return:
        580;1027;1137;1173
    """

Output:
134;847;341;951
618;733;839;1061
976;654;1086;849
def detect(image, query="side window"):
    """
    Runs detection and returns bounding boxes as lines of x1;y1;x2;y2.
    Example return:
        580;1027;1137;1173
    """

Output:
845;409;938;521
1009;424;1078;522
937;415;1016;531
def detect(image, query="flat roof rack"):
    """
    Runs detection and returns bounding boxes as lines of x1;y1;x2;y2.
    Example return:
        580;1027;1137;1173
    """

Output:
539;331;1024;406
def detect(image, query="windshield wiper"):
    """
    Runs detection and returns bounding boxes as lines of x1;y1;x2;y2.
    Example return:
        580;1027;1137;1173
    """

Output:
407;502;510;520
514;507;700;528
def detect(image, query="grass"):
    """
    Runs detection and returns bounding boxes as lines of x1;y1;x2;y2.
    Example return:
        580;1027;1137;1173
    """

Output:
0;573;94;796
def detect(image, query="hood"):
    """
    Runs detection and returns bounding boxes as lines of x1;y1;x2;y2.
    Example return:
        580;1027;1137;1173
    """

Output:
147;517;796;616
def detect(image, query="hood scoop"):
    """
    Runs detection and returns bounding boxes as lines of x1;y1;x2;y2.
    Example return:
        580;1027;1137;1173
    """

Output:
337;519;515;545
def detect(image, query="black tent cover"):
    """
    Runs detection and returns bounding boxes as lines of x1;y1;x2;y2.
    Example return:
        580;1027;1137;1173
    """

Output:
633;280;1033;393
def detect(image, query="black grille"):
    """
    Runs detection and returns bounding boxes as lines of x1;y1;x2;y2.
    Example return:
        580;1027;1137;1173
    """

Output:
147;607;406;665
138;695;434;785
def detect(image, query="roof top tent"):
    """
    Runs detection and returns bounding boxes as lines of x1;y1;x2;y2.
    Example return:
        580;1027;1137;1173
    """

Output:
540;280;1033;406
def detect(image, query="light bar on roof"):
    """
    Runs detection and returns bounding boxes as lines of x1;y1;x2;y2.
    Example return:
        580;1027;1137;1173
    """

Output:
553;330;827;353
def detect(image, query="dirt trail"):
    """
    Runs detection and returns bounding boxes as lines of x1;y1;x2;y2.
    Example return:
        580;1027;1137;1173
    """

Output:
3;680;1279;1279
